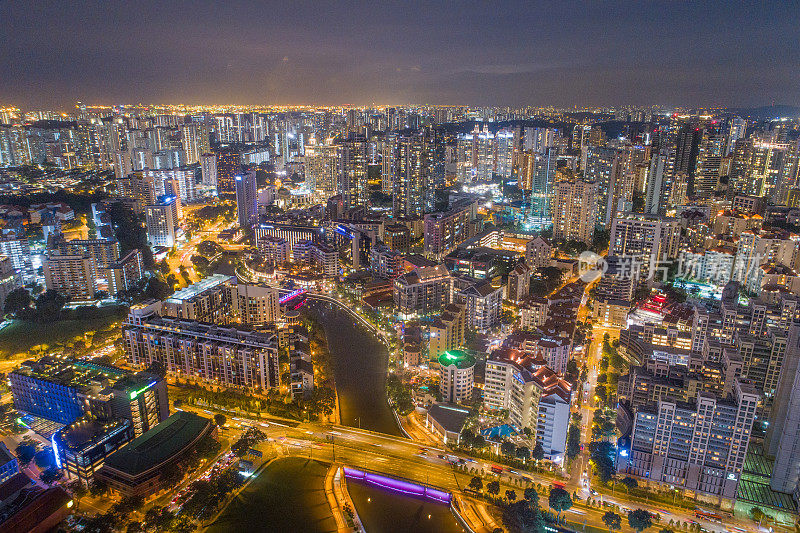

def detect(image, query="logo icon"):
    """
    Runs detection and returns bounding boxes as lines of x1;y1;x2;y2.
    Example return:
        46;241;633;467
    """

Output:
578;251;607;282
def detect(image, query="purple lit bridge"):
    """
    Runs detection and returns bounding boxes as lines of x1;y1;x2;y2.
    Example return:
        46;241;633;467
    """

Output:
279;288;307;304
342;466;452;505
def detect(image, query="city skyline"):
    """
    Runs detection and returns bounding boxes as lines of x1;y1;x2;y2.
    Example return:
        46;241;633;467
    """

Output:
4;3;800;531
2;0;800;109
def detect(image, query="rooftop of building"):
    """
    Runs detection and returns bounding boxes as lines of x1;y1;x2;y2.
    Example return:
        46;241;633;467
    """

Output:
384;223;411;232
528;235;551;247
438;350;476;369
0;482;71;532
101;411;212;476
521;295;549;306
107;249;141;266
165;274;234;303
505;321;574;347
736;443;797;513
0;473;32;503
0;442;15;466
56;417;131;452
447;246;519;262
396;264;451;286
460;279;502;298
258;235;288;243
430;303;465;328
371;243;403;256
426;403;470;434
489;349;571;401
510;261;531;276
134;315;277;346
402;254;437;269
10;357;127;390
291;358;314;375
107;371;162;395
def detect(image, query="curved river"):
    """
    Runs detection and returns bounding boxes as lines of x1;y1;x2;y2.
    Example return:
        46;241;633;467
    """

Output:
212;297;464;532
304;299;402;436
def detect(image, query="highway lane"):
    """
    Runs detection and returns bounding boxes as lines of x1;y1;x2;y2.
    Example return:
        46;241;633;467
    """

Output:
182;396;769;533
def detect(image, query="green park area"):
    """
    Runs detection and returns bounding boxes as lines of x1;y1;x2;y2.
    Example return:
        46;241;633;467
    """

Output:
0;315;123;361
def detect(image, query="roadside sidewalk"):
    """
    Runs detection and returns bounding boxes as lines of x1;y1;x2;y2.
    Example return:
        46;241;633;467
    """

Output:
325;464;364;533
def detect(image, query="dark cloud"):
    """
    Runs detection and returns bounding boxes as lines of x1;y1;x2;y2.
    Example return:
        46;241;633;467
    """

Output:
1;0;798;109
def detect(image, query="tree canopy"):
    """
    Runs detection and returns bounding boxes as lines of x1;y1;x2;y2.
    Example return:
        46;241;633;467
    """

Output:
628;509;653;533
4;287;31;316
469;476;483;492
603;511;622;531
590;440;617;483
548;487;572;517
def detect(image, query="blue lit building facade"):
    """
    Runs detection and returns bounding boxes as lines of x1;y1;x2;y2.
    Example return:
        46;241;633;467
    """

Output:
0;442;20;484
52;418;133;485
9;368;89;425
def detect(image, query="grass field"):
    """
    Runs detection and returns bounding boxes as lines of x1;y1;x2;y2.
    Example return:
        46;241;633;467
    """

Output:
0;316;123;359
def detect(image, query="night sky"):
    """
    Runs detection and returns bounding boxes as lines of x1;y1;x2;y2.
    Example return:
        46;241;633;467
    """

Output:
2;1;799;109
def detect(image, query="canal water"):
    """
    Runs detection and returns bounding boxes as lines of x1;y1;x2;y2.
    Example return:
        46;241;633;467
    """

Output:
348;480;466;533
211;300;465;532
206;457;337;533
209;457;465;533
305;300;402;436
305;299;464;532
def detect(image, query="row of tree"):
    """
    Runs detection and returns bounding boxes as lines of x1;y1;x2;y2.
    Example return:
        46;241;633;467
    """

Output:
602;509;656;533
386;373;414;415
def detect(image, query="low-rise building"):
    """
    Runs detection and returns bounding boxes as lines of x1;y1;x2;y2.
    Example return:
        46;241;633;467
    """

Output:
507;260;531;303
370;244;404;280
293;239;339;278
402;322;423;367
520;296;549;329
525;236;552;268
95;411;216;498
504;327;572;375
258;236;290;265
290;358;314;400
426;403;470;445
0;473;73;533
383;223;411;253
457;279;503;332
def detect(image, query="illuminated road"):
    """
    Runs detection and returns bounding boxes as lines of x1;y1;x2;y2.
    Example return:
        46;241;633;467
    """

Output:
177;395;768;533
168;215;235;286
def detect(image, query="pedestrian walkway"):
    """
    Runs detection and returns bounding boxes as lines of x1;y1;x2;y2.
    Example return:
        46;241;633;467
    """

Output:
326;464;364;532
